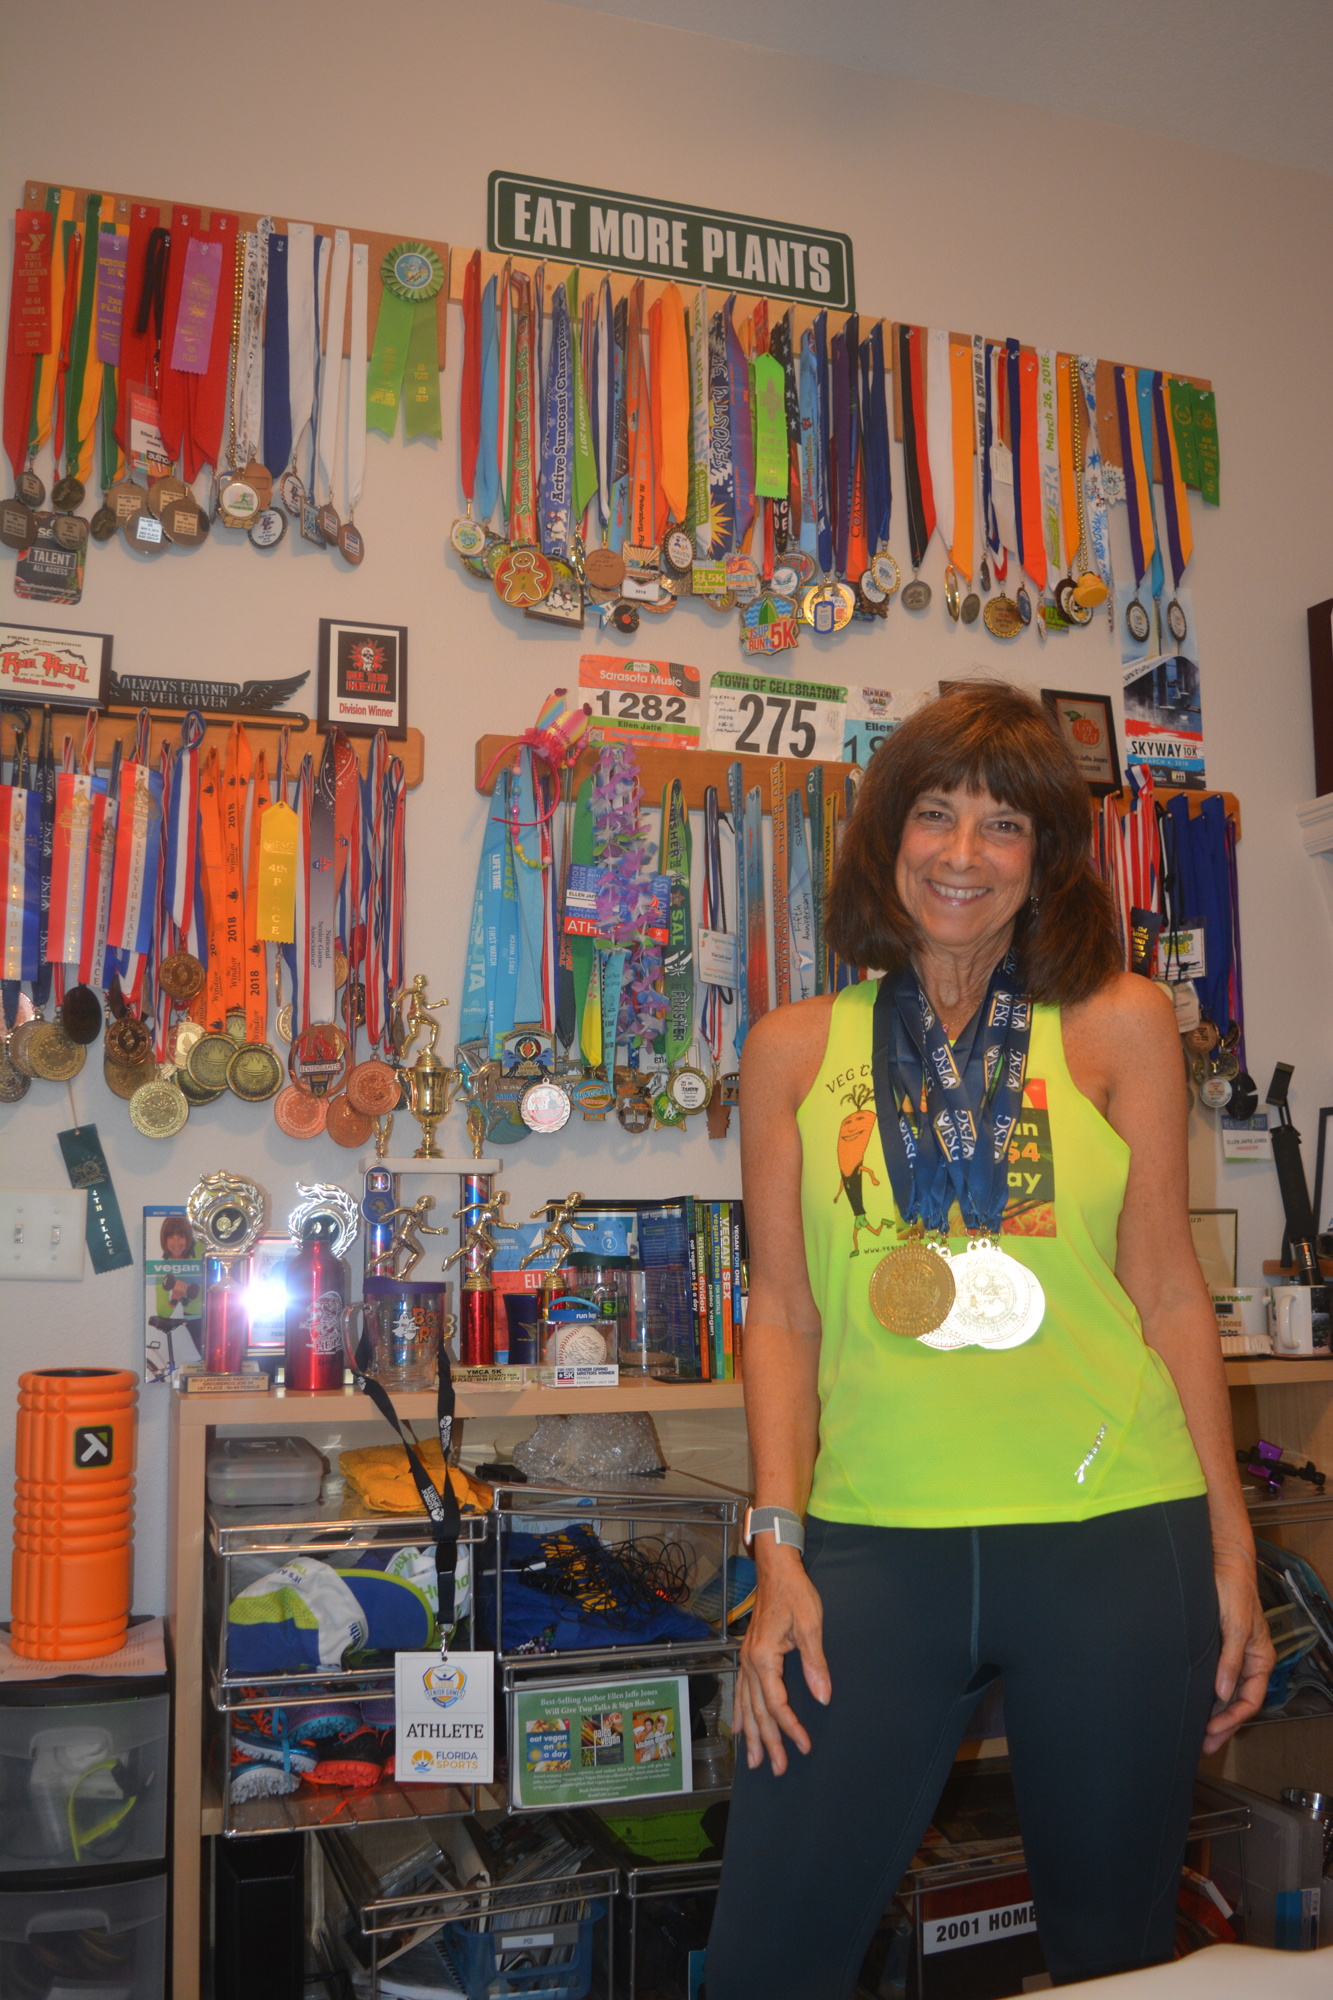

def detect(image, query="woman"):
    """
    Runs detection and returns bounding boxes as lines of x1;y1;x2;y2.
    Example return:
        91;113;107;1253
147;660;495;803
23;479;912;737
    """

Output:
707;684;1271;1996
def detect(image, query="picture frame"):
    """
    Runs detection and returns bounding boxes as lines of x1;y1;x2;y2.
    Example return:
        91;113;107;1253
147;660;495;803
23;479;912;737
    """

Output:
1189;1209;1239;1290
317;618;407;738
0;620;112;708
1041;689;1121;797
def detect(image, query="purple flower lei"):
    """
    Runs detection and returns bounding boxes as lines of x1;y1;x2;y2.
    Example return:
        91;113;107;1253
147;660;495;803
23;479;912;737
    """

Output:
591;743;668;1047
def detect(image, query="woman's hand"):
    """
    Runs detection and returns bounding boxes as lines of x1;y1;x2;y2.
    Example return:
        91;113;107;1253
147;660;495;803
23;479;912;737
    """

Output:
1203;1550;1275;1756
735;1549;830;1777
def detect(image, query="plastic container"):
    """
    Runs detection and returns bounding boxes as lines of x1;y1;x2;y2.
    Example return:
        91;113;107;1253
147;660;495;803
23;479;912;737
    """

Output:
0;1870;166;2000
443;1897;605;2000
206;1436;325;1507
0;1688;168;1872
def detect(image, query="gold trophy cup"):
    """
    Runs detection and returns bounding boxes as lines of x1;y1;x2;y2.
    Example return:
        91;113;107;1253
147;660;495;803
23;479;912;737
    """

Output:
404;1049;461;1159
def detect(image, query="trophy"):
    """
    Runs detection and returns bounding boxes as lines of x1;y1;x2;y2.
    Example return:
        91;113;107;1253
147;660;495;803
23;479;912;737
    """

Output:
393;975;461;1159
186;1172;268;1374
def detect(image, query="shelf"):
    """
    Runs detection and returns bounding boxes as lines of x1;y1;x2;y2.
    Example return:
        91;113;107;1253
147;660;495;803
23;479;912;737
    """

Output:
1242;1487;1333;1531
178;1380;745;1425
1225;1359;1333;1386
221;1776;506;1840
475;735;857;815
356;1156;502;1174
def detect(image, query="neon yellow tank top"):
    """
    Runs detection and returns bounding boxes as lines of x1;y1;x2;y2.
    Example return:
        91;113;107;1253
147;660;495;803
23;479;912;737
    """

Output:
799;980;1206;1526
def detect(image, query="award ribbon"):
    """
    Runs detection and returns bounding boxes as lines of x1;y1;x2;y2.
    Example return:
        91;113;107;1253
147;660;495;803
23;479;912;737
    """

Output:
1135;367;1165;603
898;324;936;572
48;769;97;968
187;212;237;478
988;344;1017;565
367;241;444;441
700;784;729;1066
947;336;973;579
797;325;820;561
286;223;317;487
509;273;538;546
32;188;77;459
625;281;657;550
1015;345;1046;589
656;285;691;528
593;279;616;535
0;761;41;981
315;231;350;508
540;282;573;560
786;787;815;1003
80;739;119;993
459;250;482;511
705;304;735;556
1078;357;1115;591
1114;365;1153;590
688;286;710;548
743;784;768;1028
3;209;52;489
1036;348;1062;581
726;761;748;1055
262;230;291;478
106;714;163;965
476;273;501;527
660;780;693;1069
725;295;755;550
569;275;598;528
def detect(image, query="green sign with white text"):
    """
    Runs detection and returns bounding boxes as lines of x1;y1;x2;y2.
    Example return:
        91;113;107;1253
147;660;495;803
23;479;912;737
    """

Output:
488;172;855;311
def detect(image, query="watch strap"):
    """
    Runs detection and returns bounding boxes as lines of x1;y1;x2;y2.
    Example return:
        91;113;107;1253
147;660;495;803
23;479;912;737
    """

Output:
745;1504;805;1553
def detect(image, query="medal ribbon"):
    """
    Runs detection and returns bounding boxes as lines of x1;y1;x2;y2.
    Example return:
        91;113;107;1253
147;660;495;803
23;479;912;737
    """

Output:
660;780;692;1068
625;281;657;550
1135;368;1166;602
1151;370;1193;589
726;761;748;1054
28;712;55;1010
308;736;338;1025
830;328;850;575
32;189;77;458
688;286;710;548
114;206;162;450
510;749;546;1028
187;213;237;478
315;231;350;507
898;324;936;571
47;769;96;967
593;279;616;534
81;739;120;991
705;304;735;556
262;229;291;478
66;195;112;487
155;207;199;466
164;712;204;933
498;262;517;526
1079;357;1115;589
0;769;41;981
807;768;826;997
106;713;163;964
508;273;538;546
974;334;1000;569
197;745;228;1030
3;209;52;488
475;273;500;527
926;328;954;558
362;734;387;1052
947;336;973;579
220;723;252;1012
1036;349;1062;581
1057;356;1079;572
797;326;820;561
459;250;482;510
540;281;573;560
346;242;369;525
285;223;317;485
988;345;1017;565
569;274;597;526
786;788;815;1003
700;784;728;1065
486;769;519;1056
290;757;312;1033
243;752;270;1045
725;295;755;550
743;783;768;1030
1016;347;1046;589
1114;365;1153;589
51;225;83;471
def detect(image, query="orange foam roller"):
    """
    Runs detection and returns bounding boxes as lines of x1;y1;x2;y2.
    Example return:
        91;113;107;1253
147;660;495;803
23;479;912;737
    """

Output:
10;1368;138;1660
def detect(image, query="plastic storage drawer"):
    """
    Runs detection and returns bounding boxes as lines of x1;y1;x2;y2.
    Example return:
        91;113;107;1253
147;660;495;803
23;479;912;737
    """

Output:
206;1435;326;1507
0;1871;166;2000
0;1690;169;1873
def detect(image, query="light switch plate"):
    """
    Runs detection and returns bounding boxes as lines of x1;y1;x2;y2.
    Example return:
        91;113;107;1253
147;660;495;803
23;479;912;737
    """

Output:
0;1190;87;1280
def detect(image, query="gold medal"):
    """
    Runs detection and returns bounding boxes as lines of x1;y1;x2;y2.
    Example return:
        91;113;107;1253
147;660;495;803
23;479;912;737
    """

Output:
983;594;1023;640
172;1020;204;1067
177;1064;226;1106
27;1020;86;1082
188;1033;240;1092
105;1014;153;1066
158;951;206;1002
0;1047;31;1102
224;1008;248;1043
227;1042;284;1102
868;1238;956;1339
129;1076;189;1138
944;565;961;620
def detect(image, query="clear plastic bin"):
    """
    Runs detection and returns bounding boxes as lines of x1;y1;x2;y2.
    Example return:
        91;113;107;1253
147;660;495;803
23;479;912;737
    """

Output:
0;1693;169;1872
0;1871;166;2000
207;1435;326;1507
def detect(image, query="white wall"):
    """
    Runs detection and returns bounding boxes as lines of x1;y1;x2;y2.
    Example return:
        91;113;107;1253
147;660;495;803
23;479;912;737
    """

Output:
2;0;1331;1617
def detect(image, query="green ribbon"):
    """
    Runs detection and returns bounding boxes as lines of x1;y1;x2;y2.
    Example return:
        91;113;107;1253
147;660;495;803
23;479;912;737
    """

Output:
1168;377;1200;492
367;241;444;441
570;774;599;1068
1192;385;1220;506
752;352;787;500
567;272;597;524
64;195;103;476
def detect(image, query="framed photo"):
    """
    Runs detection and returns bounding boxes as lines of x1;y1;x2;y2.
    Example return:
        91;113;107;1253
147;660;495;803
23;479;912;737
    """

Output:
0;621;112;707
1189;1209;1238;1290
143;1205;207;1384
1041;689;1121;796
317;619;407;738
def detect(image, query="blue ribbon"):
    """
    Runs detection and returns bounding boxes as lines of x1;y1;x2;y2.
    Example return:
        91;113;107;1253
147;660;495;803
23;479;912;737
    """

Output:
475;276;500;527
262;232;291;478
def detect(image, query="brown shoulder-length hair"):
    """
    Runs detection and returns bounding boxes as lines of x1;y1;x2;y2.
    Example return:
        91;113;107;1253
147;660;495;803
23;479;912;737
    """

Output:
825;682;1121;1005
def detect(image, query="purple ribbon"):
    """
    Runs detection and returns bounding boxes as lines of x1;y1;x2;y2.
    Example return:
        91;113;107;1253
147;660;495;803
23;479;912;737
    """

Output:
95;233;128;367
169;238;223;375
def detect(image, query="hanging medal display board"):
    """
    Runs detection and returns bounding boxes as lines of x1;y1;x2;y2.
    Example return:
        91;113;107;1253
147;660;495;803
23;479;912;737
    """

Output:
443;243;1218;653
0;696;421;1149
1;176;448;602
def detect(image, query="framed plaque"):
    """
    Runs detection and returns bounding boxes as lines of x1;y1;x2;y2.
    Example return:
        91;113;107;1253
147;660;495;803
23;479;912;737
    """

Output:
317;619;407;739
0;621;112;707
1041;688;1122;797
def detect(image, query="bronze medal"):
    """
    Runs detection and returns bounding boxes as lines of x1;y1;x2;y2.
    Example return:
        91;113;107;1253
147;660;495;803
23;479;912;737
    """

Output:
103;1055;156;1101
325;1090;374;1148
617;1091;654;1135
160;497;208;546
89;505;119;543
51;474;85;513
124;508;167;555
317;501;341;544
983;594;1023;640
8;1017;42;1077
289;1022;346;1099
27;1020;86;1082
493;545;553;607
105;1014;153;1066
0;500;36;550
582;545;625;588
187;1032;240;1092
172;1020;204;1067
900;577;932;612
105;478;146;524
158;951;206;1002
248;507;286;550
227;1041;284;1102
52;513;88;552
217;475;262;528
869;1240;957;1338
0;1047;30;1102
224;1008;248;1043
147;475;188;519
241;459;273;508
15;468;44;508
960;592;981;624
59;984;103;1044
337;520;364;565
345;1058;402;1117
273;1082;328;1138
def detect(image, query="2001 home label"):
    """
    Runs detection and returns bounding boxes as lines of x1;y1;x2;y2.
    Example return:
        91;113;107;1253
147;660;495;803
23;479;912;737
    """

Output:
922;1899;1038;1955
707;672;847;762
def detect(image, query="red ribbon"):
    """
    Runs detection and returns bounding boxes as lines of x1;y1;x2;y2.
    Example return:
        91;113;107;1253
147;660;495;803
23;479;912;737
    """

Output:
3;209;51;485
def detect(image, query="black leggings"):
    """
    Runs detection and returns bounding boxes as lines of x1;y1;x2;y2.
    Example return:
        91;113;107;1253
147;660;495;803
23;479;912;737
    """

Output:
707;1498;1219;1997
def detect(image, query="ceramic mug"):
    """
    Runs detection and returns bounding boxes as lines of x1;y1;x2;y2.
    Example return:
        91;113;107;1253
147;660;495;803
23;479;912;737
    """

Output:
1271;1284;1332;1359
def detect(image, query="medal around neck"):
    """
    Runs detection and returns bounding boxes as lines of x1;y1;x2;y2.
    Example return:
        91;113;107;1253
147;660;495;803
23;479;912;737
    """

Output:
929;1237;1044;1351
869;1234;956;1338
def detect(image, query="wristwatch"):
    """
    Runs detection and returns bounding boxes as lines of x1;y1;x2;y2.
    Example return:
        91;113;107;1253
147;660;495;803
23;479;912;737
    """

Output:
743;1505;805;1554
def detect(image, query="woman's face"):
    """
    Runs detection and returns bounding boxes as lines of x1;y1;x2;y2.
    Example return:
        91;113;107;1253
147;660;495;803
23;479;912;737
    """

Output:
162;1227;194;1260
895;786;1035;959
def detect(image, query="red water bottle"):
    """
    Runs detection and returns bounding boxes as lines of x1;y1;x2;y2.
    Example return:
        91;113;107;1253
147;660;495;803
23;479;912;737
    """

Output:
284;1216;348;1392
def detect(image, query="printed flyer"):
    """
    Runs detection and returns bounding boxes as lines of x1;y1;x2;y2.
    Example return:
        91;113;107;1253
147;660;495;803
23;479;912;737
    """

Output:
1122;650;1206;788
510;1673;692;1809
